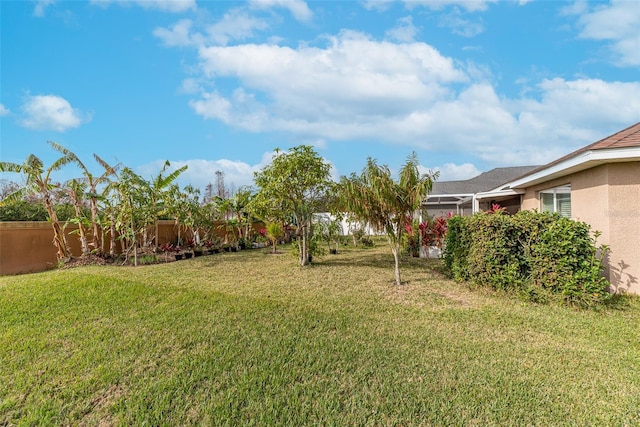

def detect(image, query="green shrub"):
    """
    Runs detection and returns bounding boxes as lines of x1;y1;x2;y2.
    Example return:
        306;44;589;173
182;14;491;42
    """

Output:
0;200;80;221
0;200;48;221
443;215;471;280
444;211;610;307
359;235;374;247
528;218;610;307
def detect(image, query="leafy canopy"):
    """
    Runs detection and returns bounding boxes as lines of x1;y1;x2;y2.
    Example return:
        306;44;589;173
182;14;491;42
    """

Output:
251;145;332;266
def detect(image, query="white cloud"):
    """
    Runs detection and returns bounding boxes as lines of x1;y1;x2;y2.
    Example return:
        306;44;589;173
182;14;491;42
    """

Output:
362;0;395;12
0;104;10;116
189;91;233;122
153;19;195;47
424;163;481;181
168;26;639;170
572;0;640;67
154;10;269;47
249;0;313;23
193;30;467;131
33;0;56;17
399;0;491;37
438;13;486;37
206;9;269;45
20;94;89;132
179;78;203;94
404;0;497;13
90;0;196;13
136;151;279;190
515;78;640;135
386;16;419;42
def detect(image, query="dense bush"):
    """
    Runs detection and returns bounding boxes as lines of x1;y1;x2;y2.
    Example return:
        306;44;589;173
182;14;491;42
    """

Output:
0;200;80;222
444;210;610;307
0;200;48;221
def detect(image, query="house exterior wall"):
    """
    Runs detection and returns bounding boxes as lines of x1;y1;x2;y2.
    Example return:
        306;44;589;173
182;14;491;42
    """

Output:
606;162;640;294
520;162;640;294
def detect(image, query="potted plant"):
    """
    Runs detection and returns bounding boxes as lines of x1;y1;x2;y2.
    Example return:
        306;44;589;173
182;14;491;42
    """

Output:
160;242;183;261
193;241;204;257
205;238;221;254
419;214;450;258
184;238;195;258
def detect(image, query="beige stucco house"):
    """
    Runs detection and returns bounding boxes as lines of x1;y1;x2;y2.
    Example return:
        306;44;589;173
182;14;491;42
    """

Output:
474;122;640;294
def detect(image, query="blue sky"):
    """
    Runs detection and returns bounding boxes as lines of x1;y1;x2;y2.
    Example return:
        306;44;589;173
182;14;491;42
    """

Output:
1;0;639;192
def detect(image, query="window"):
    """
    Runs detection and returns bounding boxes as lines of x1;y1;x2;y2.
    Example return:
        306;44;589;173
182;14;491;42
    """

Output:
540;185;571;218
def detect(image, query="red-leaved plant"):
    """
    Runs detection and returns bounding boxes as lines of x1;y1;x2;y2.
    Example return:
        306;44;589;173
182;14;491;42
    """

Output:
419;213;451;249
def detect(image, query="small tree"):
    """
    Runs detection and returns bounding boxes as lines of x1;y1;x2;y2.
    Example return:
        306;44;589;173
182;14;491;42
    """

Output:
339;153;437;285
112;167;149;265
251;146;332;266
148;161;187;250
65;179;91;256
49;141;120;256
0;153;74;261
265;221;284;254
315;215;343;254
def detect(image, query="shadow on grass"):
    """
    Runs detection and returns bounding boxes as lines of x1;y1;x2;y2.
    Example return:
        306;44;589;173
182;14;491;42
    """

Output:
602;293;639;311
317;250;395;270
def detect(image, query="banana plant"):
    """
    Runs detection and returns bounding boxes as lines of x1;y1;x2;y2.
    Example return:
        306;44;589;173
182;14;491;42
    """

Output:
49;141;119;256
0;153;74;261
64;178;91;256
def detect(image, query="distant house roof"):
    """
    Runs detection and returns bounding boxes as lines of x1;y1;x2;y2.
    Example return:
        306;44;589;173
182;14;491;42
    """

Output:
430;166;539;196
506;122;640;189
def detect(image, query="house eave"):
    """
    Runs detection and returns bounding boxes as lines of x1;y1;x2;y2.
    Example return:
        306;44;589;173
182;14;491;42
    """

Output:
475;188;524;201
426;193;474;199
509;147;640;189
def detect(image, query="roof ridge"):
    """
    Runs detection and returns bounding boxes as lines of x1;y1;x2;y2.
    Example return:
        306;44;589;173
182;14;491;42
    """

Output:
511;122;640;182
587;121;640;149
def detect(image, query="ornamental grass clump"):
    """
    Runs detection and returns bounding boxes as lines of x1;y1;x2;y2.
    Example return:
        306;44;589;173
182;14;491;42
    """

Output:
444;210;610;307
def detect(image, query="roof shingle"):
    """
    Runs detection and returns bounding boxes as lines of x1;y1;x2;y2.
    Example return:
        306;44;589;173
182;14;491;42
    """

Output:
590;121;640;149
431;166;539;195
511;122;640;182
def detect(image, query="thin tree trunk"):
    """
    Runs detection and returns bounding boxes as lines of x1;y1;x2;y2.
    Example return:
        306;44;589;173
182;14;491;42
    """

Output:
74;203;90;256
109;212;117;257
70;192;90;256
143;226;150;249
391;245;402;285
155;221;159;252
44;195;71;261
90;198;101;256
177;221;181;246
299;229;307;266
131;210;137;267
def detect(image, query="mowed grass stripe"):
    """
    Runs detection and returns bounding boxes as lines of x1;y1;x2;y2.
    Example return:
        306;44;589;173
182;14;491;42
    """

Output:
1;244;639;425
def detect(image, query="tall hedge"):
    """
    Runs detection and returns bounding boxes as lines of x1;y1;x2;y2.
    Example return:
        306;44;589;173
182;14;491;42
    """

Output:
444;210;610;307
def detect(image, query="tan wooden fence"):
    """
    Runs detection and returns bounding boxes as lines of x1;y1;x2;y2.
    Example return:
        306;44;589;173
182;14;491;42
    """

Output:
0;220;265;276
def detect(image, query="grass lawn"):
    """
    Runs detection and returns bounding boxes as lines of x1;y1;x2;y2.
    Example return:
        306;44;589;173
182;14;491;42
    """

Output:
1;243;639;426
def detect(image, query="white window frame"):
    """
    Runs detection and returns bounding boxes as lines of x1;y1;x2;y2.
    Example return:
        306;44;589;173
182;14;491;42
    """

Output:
539;185;571;218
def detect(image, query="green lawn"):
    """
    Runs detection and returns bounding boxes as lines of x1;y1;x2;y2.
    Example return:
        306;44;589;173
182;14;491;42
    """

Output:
1;244;639;426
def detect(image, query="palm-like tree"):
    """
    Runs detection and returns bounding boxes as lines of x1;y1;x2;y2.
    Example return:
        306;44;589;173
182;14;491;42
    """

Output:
148;161;188;250
65;178;91;255
0;153;74;261
339;153;438;285
112;167;149;265
265;221;283;254
48;141;119;256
